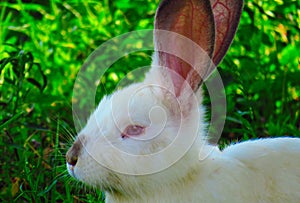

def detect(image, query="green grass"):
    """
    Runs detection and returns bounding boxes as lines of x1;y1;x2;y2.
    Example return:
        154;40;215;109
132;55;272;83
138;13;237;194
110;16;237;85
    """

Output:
0;0;299;202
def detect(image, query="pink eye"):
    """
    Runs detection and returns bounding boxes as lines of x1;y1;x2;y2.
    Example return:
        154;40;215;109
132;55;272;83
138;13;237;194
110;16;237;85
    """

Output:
121;125;145;139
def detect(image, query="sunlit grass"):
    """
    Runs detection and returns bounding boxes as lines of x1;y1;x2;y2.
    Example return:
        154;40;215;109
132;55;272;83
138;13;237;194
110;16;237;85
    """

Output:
0;0;299;202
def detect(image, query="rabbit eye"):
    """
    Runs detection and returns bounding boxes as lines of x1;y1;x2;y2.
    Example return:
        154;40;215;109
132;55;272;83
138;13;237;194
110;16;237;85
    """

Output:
121;125;145;138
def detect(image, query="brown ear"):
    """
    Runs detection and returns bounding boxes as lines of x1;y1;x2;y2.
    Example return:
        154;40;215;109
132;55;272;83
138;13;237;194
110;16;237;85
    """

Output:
211;0;244;66
154;0;243;97
154;0;215;97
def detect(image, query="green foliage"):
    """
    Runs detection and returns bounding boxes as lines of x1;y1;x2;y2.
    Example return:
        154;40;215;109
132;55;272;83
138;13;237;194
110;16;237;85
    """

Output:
220;0;300;142
0;0;299;202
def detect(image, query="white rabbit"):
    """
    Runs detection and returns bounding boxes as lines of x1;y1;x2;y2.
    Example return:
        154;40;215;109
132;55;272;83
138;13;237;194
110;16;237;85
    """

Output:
66;0;300;202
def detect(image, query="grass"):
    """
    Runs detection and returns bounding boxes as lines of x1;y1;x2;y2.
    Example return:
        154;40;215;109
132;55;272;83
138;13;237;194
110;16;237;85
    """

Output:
0;0;299;202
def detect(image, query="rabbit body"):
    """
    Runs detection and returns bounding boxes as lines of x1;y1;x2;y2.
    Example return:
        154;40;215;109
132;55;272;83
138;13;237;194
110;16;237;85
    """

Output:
68;80;300;203
102;138;300;203
104;137;300;203
105;137;300;203
66;0;300;202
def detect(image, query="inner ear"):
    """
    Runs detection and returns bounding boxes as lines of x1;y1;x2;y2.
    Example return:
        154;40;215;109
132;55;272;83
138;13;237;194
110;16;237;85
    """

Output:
210;0;244;66
154;0;215;97
152;0;244;98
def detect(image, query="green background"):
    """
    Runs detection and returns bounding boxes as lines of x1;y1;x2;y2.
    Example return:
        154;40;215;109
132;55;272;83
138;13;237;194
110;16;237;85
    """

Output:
0;0;299;202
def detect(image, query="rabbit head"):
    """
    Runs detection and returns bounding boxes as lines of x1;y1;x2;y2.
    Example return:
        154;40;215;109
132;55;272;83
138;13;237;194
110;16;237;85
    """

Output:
66;0;243;199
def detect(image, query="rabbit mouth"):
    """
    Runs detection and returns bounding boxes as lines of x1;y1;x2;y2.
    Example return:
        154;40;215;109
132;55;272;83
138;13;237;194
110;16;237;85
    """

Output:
66;162;76;178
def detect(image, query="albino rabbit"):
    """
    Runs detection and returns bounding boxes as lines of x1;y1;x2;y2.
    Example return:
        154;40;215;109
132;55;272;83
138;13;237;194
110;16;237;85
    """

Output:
66;0;300;202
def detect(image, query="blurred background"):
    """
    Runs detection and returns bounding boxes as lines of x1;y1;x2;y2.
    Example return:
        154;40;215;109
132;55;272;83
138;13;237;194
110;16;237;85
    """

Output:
0;0;299;202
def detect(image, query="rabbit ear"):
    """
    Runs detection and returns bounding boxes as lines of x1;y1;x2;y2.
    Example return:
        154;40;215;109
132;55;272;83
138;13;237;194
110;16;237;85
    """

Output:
153;0;243;97
211;0;244;66
154;0;215;97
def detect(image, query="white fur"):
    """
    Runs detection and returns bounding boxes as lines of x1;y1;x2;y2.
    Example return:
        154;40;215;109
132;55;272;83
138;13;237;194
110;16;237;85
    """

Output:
68;73;300;202
67;0;300;202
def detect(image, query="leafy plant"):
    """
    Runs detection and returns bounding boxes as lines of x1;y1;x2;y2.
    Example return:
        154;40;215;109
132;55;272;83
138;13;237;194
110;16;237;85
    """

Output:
0;0;299;202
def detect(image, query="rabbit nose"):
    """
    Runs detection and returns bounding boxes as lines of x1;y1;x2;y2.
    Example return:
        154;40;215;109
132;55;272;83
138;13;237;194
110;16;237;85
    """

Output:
66;138;83;166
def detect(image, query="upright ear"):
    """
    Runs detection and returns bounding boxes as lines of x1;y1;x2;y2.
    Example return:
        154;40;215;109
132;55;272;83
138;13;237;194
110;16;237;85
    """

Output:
211;0;244;66
153;0;243;97
154;0;215;97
